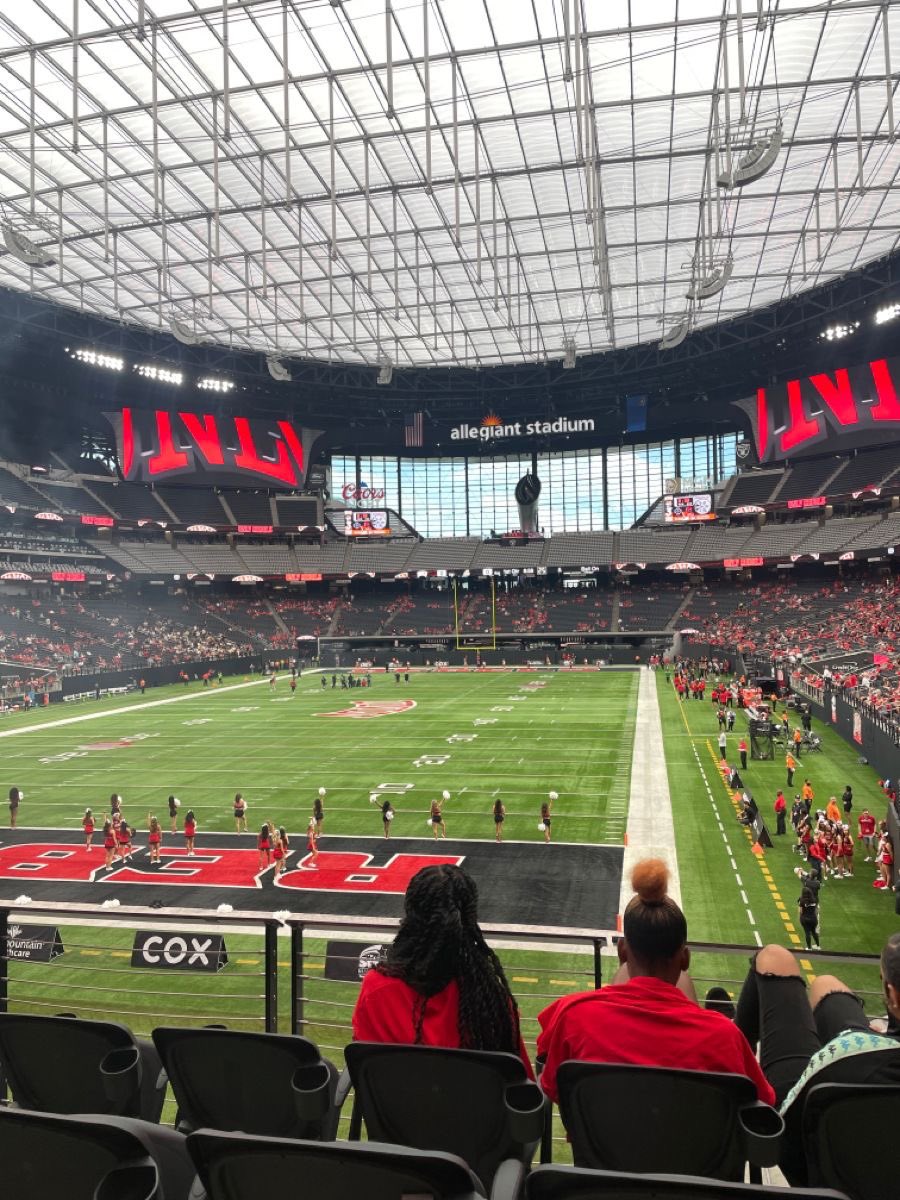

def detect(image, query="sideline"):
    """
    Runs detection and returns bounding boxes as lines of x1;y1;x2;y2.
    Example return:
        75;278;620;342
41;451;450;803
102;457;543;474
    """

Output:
0;673;286;742
619;667;683;913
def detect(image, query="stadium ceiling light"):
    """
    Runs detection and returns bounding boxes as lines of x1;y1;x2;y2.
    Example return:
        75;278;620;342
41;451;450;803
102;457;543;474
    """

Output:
563;339;577;370
376;356;393;386
687;255;733;301
67;347;125;371
197;377;235;393
267;356;291;382
134;363;183;385
717;121;783;189
169;316;198;345
819;321;860;341
1;222;55;268
658;318;690;351
875;303;900;325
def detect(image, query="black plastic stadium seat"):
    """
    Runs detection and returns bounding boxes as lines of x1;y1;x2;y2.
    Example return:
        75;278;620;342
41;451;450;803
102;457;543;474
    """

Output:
0;1109;195;1200
187;1130;511;1200
525;1164;849;1200
152;1025;341;1140
555;1063;783;1181
0;1012;166;1120
801;1082;900;1200
344;1042;549;1191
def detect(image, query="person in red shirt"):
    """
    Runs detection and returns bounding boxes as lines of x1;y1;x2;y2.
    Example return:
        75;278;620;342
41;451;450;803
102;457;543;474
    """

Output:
774;791;787;836
183;809;197;857
536;860;774;1106
858;809;877;860
352;864;533;1078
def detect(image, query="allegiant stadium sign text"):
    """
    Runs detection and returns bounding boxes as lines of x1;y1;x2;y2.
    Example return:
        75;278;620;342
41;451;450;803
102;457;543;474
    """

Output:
450;417;596;442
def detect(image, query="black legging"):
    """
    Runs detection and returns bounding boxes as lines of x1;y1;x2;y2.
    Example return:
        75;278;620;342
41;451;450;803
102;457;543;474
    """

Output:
800;918;819;949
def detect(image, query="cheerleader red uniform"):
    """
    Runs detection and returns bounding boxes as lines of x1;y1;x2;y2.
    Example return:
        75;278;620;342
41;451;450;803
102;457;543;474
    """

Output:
148;828;161;847
116;826;131;853
83;817;94;835
258;831;271;859
103;830;116;851
184;818;196;842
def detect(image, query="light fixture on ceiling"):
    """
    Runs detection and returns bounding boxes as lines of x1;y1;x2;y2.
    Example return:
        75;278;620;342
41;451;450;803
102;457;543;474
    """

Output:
169;316;198;345
687;254;733;300
819;321;860;341
2;223;55;268
717;121;783;189
135;363;183;385
563;339;577;370
376;356;393;386
875;303;900;325
267;356;291;382
658;318;690;351
68;347;125;371
198;376;234;392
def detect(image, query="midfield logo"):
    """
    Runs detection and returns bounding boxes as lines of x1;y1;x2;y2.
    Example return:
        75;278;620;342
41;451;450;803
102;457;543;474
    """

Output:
317;699;417;719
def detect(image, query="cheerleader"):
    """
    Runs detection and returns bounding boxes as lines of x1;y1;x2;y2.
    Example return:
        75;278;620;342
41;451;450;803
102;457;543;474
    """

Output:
233;792;247;832
876;833;894;891
183;810;197;856
840;825;854;878
168;794;180;833
540;792;557;844
82;807;95;851
382;798;394;839
493;798;506;843
305;818;320;868
110;793;123;820
272;830;286;877
116;820;132;860
102;818;116;870
430;793;448;840
313;787;326;834
279;826;290;855
258;822;272;870
148;814;162;864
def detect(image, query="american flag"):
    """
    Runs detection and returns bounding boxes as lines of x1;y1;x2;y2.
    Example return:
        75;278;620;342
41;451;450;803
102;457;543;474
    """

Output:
404;411;424;448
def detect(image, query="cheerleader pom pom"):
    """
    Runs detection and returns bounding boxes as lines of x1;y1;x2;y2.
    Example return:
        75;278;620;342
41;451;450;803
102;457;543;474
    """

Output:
538;822;546;832
442;790;451;801
386;811;394;821
549;791;559;801
426;817;433;827
217;903;234;914
369;793;379;805
13;895;31;905
102;898;120;908
318;787;327;797
173;798;181;808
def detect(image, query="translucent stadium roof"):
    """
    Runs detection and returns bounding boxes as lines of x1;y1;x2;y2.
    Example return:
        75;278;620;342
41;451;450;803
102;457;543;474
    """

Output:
0;1;898;370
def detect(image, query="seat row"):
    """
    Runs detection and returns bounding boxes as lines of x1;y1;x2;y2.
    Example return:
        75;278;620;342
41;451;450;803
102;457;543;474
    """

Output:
0;1012;895;1200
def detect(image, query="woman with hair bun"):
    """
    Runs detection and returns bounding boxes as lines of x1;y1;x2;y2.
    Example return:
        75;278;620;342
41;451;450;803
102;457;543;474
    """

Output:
352;863;533;1077
535;858;774;1104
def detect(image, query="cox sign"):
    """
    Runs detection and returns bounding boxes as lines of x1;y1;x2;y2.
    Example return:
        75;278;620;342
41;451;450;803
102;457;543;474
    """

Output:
131;930;228;973
342;484;385;502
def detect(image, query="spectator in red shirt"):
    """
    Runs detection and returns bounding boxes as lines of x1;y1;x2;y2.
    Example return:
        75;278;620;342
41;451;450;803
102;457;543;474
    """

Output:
352;864;533;1077
536;860;774;1105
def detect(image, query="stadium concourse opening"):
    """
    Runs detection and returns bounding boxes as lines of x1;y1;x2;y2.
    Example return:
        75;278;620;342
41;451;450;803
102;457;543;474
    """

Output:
0;829;623;931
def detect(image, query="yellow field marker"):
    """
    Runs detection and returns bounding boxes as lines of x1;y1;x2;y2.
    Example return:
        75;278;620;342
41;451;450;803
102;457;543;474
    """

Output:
513;976;539;984
549;979;580;987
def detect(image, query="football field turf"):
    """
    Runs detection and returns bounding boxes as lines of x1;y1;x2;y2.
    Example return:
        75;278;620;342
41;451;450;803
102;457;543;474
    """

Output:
0;665;892;1127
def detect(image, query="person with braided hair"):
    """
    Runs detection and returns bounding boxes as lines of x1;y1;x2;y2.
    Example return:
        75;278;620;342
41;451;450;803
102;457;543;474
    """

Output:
351;864;534;1077
536;859;775;1105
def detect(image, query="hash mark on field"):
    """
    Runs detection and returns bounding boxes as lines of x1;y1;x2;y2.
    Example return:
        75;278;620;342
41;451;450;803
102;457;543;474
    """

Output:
512;976;539;984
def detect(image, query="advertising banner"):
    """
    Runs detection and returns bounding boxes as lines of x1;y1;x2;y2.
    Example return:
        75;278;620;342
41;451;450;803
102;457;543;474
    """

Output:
131;930;228;972
5;923;64;962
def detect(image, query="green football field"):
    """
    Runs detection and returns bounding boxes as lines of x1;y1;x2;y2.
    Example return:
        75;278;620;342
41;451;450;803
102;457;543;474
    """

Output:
1;666;894;1135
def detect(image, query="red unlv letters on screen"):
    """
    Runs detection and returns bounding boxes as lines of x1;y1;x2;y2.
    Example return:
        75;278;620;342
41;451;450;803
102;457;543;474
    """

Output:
106;408;323;489
735;355;900;465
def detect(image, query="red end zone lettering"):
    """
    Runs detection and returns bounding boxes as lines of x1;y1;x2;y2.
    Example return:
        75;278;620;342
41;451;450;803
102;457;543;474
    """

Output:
0;843;108;883
277;852;463;894
109;848;265;888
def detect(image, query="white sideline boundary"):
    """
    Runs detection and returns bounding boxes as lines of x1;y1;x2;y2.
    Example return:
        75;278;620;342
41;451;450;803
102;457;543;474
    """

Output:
619;667;682;913
0;674;281;742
